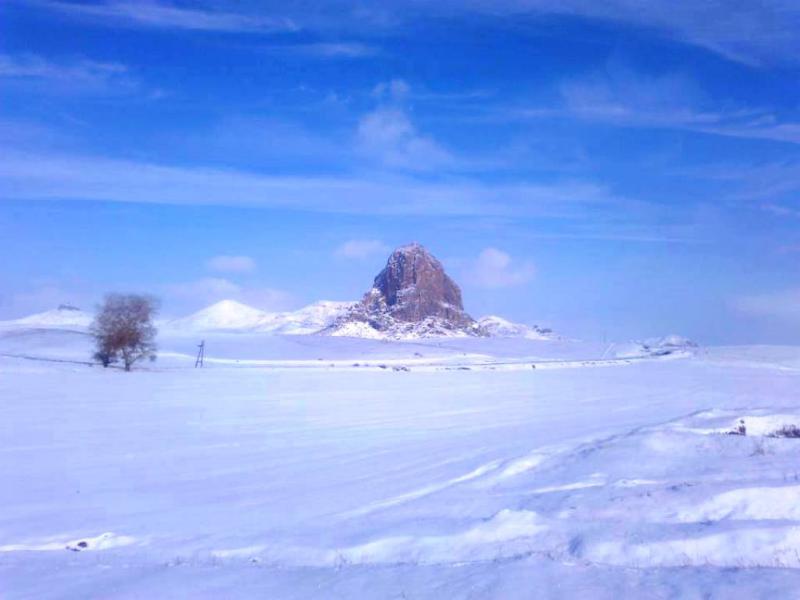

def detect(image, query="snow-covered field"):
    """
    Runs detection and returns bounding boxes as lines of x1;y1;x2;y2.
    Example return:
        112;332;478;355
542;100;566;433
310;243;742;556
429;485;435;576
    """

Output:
2;324;800;598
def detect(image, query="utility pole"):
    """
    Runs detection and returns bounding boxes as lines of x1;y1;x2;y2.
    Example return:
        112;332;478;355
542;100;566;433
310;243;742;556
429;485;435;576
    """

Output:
195;340;205;368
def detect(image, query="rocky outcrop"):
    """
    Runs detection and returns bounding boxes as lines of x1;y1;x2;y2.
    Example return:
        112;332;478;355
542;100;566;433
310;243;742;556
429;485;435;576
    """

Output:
326;243;486;339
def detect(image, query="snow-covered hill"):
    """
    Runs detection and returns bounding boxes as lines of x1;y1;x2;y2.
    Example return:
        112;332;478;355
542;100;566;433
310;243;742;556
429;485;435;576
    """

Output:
0;304;92;329
256;301;356;335
163;299;356;334
477;315;553;340
165;300;272;332
2;301;561;343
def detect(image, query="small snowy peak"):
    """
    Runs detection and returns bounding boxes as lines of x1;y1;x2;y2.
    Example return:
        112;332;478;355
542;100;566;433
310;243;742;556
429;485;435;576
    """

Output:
478;315;553;340
0;305;92;329
164;299;359;334
166;300;273;332
256;301;357;335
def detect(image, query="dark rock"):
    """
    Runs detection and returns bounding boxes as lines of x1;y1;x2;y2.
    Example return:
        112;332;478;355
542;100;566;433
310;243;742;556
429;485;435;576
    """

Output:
364;243;471;325
327;243;486;338
768;424;800;438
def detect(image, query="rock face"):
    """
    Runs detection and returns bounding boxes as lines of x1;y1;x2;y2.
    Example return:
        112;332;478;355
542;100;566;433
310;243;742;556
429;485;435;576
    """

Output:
365;243;472;324
327;243;485;338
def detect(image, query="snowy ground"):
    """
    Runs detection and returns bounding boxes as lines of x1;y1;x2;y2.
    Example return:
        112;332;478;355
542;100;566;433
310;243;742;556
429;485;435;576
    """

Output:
1;328;800;598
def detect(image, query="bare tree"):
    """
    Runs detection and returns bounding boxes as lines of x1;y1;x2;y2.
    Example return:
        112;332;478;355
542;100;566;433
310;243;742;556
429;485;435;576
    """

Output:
92;338;118;368
91;294;159;371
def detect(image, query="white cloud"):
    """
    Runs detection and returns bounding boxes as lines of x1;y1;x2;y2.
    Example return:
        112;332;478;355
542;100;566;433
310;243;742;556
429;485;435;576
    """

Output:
356;106;454;171
335;239;389;260
469;247;535;288
733;288;800;322
33;0;296;33
356;79;455;172
206;255;257;273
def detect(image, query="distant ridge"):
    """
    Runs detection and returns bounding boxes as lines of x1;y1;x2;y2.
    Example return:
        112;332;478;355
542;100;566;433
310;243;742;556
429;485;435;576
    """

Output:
0;305;92;329
163;299;356;334
0;295;554;341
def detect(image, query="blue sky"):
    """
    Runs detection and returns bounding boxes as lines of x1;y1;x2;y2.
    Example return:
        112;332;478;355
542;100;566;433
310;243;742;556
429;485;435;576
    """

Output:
1;0;799;343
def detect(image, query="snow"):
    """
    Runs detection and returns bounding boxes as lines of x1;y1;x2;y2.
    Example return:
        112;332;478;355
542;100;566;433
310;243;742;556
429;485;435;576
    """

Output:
164;299;357;334
610;334;698;358
0;305;92;329
676;485;800;522
256;300;356;335
165;299;274;331
0;532;139;553
327;319;386;339
3;302;559;342
478;315;552;340
2;324;800;597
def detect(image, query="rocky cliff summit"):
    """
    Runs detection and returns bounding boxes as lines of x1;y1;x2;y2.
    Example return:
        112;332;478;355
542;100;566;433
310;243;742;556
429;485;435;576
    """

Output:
327;243;486;338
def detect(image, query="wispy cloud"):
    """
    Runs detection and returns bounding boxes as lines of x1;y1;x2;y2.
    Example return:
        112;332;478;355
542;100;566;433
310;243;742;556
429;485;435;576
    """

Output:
335;239;390;260
24;1;800;65
468;248;535;288
206;255;257;273
372;79;411;100
0;149;634;221
761;203;800;218
442;0;800;66
265;42;379;59
691;160;800;204
30;0;296;33
515;66;800;145
0;53;137;94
